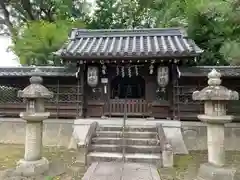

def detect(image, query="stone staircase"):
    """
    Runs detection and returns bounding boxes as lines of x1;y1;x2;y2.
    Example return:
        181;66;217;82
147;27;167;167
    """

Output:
83;123;173;168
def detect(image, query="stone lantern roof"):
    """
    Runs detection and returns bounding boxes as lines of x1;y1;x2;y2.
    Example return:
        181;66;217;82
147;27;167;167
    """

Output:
192;69;239;101
18;68;53;99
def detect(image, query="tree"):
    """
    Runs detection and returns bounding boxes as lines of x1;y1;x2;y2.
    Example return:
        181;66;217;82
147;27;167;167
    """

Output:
11;20;85;65
0;0;90;36
86;0;119;29
137;0;240;65
0;0;89;65
86;0;154;29
114;0;154;28
3;0;240;66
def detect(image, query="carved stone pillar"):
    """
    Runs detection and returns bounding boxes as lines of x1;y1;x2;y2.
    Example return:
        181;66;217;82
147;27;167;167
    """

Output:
192;69;240;180
16;68;53;176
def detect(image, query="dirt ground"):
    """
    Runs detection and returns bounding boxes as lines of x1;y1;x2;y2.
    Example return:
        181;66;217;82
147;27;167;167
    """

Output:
0;144;240;180
0;144;85;179
159;151;240;180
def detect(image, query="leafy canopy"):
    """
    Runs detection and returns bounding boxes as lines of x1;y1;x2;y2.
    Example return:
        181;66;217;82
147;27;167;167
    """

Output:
12;20;85;65
0;0;89;65
2;0;240;66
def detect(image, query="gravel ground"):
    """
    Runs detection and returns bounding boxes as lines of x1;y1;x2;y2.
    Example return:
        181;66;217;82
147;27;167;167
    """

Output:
0;144;240;180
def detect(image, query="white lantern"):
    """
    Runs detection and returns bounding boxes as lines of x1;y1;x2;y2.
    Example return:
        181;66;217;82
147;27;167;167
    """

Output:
87;66;99;87
157;66;169;88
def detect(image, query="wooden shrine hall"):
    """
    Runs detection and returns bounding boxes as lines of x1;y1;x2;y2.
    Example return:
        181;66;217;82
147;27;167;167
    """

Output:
54;28;203;119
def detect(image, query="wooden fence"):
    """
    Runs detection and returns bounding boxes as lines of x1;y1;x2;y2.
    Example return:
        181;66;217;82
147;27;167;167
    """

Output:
174;76;240;121
0;68;240;121
108;99;148;117
0;77;83;119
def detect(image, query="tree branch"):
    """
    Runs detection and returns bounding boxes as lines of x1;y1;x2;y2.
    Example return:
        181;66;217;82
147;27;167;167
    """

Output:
20;0;35;20
39;1;55;22
0;17;5;24
0;1;16;36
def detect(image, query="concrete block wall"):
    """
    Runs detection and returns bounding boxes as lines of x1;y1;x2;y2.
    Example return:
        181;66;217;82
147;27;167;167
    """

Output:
182;122;240;151
0;118;74;148
1;118;240;152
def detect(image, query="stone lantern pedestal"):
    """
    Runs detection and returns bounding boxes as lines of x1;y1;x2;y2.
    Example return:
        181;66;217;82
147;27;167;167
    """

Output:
15;68;53;176
192;69;240;180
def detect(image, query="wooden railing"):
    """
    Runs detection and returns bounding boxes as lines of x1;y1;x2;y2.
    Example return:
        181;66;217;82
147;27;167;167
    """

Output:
109;99;148;116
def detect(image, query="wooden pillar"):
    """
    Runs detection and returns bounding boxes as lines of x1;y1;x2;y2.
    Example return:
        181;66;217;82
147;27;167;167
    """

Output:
81;64;87;118
171;63;179;120
102;73;109;117
167;64;173;119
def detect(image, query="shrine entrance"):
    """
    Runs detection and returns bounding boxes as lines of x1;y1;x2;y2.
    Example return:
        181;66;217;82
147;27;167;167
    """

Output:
111;76;145;99
107;75;148;117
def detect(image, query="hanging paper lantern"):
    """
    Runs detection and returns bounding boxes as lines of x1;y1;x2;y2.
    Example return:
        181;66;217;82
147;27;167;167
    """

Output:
87;66;99;87
157;66;169;88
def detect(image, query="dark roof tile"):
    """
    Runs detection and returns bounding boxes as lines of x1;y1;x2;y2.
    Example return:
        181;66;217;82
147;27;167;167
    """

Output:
55;28;203;59
180;66;240;77
0;66;239;77
0;67;76;77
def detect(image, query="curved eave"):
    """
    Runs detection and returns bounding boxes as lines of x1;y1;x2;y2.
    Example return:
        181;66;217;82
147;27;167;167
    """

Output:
54;51;203;60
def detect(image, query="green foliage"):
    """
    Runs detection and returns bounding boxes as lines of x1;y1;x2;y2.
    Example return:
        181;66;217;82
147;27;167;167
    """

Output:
11;20;85;65
1;0;89;65
186;0;240;65
45;176;53;180
86;0;119;29
3;0;240;65
86;0;154;29
136;0;240;65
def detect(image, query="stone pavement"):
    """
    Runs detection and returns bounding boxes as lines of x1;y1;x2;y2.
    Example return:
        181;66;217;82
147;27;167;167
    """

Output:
82;162;160;180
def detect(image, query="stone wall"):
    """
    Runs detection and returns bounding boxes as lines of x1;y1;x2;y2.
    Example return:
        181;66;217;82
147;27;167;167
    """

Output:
1;118;240;151
182;121;240;151
0;118;74;147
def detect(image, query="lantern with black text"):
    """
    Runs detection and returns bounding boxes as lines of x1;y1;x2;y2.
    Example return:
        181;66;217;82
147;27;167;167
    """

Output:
87;66;99;87
157;66;169;91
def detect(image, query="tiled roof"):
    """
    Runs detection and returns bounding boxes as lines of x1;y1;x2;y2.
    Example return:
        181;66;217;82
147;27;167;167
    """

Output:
55;28;203;59
0;67;76;77
0;66;238;77
180;66;240;77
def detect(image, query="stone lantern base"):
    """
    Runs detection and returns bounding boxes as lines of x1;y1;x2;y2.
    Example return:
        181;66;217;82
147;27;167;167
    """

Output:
15;157;49;176
196;163;240;180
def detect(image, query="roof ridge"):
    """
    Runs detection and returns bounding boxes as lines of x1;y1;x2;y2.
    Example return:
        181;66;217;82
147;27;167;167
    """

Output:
72;27;183;32
69;27;188;40
0;66;70;70
192;66;240;68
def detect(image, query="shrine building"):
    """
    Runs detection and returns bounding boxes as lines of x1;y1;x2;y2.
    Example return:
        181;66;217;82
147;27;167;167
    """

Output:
53;28;203;119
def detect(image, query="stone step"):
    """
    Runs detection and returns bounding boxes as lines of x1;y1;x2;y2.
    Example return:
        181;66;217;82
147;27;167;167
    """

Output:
91;137;159;146
90;144;160;153
95;131;157;139
97;125;156;132
87;152;162;168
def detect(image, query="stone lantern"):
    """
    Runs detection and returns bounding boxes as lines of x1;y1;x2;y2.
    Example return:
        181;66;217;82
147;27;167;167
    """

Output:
16;68;53;176
192;69;240;180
